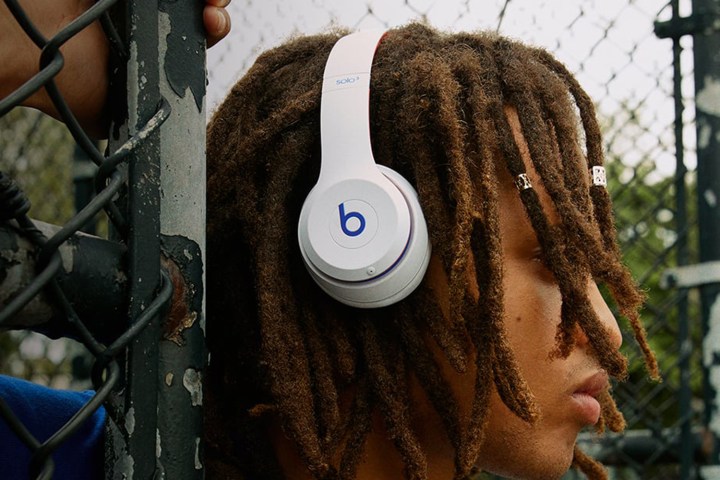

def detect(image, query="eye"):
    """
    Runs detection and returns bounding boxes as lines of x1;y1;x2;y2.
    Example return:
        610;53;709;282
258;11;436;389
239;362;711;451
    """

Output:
530;246;557;282
530;246;545;264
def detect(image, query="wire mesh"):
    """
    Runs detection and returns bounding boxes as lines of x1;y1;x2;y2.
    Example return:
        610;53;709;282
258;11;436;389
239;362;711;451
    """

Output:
0;0;174;478
0;0;713;479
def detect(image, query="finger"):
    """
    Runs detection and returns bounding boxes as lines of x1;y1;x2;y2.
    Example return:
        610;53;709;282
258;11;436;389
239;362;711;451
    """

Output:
203;5;231;48
205;0;230;8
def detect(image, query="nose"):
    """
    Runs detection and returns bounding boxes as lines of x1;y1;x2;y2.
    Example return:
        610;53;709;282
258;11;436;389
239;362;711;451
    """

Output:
575;280;623;350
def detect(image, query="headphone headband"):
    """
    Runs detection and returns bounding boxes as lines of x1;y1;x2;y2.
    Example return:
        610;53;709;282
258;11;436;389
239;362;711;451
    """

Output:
319;30;387;184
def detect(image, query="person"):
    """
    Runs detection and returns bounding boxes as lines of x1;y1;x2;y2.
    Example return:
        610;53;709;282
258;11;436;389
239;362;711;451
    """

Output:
0;0;231;136
0;374;106;479
203;23;659;480
1;11;658;479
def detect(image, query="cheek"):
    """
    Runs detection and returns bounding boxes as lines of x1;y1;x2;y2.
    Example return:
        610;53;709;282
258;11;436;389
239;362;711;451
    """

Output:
502;265;563;371
474;274;579;478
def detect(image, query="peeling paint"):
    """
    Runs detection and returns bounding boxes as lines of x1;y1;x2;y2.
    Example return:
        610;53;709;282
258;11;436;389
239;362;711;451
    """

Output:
114;268;128;285
704;189;718;208
700;465;720;478
60;243;74;274
125;406;136;436
697;76;720;117
183;368;203;406
194;437;202;470
128;39;140;132
113;451;134;479
681;338;693;357
704;295;720;436
165;372;174;386
0;233;54;327
0;248;19;265
157;428;162;458
109;419;135;480
167;311;198;346
699;119;712;150
158;6;204;111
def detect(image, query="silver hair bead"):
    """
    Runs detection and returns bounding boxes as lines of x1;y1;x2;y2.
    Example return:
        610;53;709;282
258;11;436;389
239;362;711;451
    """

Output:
591;166;607;187
515;173;533;191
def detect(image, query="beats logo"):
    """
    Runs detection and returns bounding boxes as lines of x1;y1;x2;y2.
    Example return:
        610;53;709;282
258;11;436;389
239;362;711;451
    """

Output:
330;199;377;249
338;203;366;237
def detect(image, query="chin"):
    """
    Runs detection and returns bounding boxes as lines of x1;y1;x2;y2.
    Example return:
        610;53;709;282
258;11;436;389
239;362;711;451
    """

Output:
478;439;576;480
486;458;573;480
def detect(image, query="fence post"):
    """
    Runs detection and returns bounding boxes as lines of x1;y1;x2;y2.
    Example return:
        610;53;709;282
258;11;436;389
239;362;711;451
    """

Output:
666;0;694;477
104;1;206;478
104;0;163;478
692;0;720;476
156;0;207;478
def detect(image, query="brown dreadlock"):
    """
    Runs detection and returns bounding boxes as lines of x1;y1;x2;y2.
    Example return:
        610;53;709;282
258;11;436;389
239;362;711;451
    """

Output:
204;23;658;480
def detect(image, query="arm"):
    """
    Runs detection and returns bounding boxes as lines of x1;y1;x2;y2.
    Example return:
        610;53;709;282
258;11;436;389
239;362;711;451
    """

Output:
0;375;106;479
0;0;231;137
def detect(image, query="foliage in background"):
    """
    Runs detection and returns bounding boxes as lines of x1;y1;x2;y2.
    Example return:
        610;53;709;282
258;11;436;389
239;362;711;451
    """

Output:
0;108;74;223
0;108;83;388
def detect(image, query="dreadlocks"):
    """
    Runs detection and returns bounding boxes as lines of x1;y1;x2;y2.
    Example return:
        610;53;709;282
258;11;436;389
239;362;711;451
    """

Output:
204;23;657;480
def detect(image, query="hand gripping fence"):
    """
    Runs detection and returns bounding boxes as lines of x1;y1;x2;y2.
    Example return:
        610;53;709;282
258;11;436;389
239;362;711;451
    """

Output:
1;1;208;479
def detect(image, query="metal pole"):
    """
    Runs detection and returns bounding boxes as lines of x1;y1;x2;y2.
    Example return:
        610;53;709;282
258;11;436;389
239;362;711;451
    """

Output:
105;1;163;478
155;0;207;478
692;0;720;476
0;220;126;337
667;0;695;476
104;0;206;477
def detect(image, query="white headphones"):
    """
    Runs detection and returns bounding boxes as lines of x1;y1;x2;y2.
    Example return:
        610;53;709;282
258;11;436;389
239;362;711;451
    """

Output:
297;30;431;308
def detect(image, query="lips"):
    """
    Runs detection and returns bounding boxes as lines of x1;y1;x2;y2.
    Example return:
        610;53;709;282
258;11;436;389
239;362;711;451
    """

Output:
570;370;609;425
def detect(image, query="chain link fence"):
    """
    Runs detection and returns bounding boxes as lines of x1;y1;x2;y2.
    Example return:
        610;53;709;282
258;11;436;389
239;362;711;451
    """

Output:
1;0;718;478
0;0;206;478
208;2;710;476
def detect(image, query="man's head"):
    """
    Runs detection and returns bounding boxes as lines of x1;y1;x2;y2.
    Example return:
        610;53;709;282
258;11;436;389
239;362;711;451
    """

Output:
205;23;657;479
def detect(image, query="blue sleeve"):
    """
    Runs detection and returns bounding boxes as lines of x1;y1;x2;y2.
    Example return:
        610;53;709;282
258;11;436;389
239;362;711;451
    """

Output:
0;374;106;480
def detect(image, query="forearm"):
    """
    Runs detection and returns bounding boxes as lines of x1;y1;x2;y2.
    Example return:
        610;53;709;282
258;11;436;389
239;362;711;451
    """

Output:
1;0;231;138
0;0;108;137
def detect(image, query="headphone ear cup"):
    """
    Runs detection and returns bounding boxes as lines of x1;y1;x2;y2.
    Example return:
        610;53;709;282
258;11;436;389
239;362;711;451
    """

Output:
298;165;431;308
367;165;431;304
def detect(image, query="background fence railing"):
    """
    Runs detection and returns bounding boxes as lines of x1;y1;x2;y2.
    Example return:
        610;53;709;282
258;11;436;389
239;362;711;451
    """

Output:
1;0;718;479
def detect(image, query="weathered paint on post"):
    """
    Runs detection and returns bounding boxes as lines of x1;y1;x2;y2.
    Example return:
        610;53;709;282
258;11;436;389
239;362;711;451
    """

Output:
105;0;163;478
0;221;126;337
693;0;720;475
156;0;207;478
